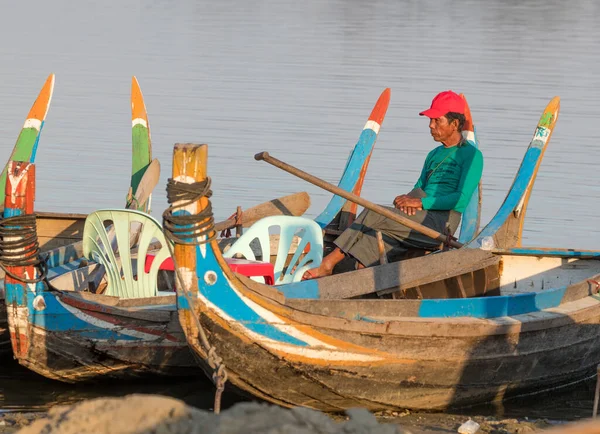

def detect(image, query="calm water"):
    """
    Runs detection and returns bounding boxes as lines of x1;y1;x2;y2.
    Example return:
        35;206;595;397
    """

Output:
0;0;599;248
0;0;599;417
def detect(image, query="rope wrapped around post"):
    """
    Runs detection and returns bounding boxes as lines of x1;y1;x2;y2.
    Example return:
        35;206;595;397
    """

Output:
162;145;228;414
162;178;216;246
0;214;47;283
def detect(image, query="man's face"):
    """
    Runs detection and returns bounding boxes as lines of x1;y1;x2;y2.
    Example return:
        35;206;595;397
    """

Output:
428;115;457;143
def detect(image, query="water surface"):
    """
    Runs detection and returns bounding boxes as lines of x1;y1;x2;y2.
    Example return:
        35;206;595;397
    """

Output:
0;0;598;418
0;0;598;248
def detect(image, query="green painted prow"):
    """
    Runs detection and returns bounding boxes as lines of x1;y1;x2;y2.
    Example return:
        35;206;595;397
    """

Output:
130;76;153;212
0;73;55;206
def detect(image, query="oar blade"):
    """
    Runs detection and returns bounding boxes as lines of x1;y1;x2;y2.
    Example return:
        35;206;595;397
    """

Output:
315;88;391;229
131;158;161;209
131;76;153;212
457;93;481;243
214;192;310;232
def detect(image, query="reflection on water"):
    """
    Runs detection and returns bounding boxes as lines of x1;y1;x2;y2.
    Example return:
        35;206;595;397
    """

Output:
0;351;595;421
0;354;244;413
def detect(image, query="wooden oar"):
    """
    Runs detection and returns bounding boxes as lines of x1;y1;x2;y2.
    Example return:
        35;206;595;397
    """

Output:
214;191;310;232
132;158;160;208
255;152;463;249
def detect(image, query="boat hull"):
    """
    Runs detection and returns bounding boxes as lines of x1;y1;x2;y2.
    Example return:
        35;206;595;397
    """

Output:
183;275;600;411
7;290;199;383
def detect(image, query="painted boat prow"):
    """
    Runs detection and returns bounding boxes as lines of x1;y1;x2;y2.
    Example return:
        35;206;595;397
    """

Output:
314;88;391;229
468;96;560;249
0;74;55;205
457;94;481;243
131;76;153;213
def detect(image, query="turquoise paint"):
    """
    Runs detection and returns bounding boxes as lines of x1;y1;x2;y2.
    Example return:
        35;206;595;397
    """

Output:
418;286;567;318
277;280;320;299
353;314;384;323
177;293;191;310
46;245;82;269
28;294;141;340
5;282;26;306
458;126;480;243
46;258;87;279
468;147;541;247
505;248;600;258
194;245;309;346
30;120;44;162
314;129;377;228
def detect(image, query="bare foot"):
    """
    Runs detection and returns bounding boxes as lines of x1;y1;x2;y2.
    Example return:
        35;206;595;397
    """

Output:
301;265;333;281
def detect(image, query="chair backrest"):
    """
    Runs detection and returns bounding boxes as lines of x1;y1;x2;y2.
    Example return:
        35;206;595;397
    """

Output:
223;216;323;285
82;209;171;299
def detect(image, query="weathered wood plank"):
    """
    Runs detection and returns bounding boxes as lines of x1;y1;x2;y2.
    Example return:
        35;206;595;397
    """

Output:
307;248;498;299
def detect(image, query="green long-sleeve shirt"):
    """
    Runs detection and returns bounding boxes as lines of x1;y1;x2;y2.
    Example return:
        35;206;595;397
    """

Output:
414;143;483;213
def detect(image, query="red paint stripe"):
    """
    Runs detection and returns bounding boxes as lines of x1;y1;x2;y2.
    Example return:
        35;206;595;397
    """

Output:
460;93;474;133
10;331;29;357
60;295;179;342
367;88;391;124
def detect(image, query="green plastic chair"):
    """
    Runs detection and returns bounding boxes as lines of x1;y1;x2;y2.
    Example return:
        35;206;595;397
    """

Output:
223;215;323;285
82;209;171;299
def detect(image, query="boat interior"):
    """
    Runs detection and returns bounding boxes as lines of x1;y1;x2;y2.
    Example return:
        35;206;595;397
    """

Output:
45;213;600;317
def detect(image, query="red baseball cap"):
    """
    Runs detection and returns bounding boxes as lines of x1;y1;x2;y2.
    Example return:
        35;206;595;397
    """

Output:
419;90;465;118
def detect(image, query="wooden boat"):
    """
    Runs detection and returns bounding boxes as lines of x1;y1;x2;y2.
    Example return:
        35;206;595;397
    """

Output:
0;89;391;382
166;98;600;412
0;75;157;356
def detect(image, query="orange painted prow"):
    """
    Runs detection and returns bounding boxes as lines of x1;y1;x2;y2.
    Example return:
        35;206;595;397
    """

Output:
131;76;149;123
26;74;54;122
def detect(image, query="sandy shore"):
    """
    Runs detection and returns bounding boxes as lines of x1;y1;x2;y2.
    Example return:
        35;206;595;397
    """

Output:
0;394;582;434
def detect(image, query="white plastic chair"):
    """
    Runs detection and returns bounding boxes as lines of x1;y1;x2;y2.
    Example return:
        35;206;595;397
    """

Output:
223;216;323;285
82;209;171;299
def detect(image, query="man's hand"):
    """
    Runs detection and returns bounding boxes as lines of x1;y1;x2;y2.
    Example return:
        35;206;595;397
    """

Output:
393;195;423;216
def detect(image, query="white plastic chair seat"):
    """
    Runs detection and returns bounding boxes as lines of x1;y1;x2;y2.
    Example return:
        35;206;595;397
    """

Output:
82;209;171;299
223;215;323;285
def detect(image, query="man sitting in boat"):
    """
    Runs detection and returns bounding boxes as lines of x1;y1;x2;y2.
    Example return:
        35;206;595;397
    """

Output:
303;90;484;279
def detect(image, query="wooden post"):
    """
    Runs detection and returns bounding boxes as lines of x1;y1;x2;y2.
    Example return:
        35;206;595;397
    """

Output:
235;205;243;237
170;143;228;414
171;143;211;296
3;161;36;358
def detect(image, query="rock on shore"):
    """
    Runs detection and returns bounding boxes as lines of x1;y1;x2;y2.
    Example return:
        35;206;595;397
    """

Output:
16;394;410;434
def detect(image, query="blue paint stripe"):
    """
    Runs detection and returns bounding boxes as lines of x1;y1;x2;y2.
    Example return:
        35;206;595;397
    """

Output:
458;127;480;244
277;280;320;299
314;129;377;228
194;246;308;346
46;244;81;268
29;294;140;340
4;208;23;218
504;248;600;258
5;282;26;306
468;147;541;246
418;286;567;318
30;120;44;162
47;259;87;279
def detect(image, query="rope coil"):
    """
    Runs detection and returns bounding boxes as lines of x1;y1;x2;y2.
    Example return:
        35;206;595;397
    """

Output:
0;214;47;283
163;178;216;245
162;176;227;413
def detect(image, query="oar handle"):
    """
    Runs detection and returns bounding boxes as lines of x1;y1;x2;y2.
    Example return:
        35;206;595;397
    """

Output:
255;151;463;249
